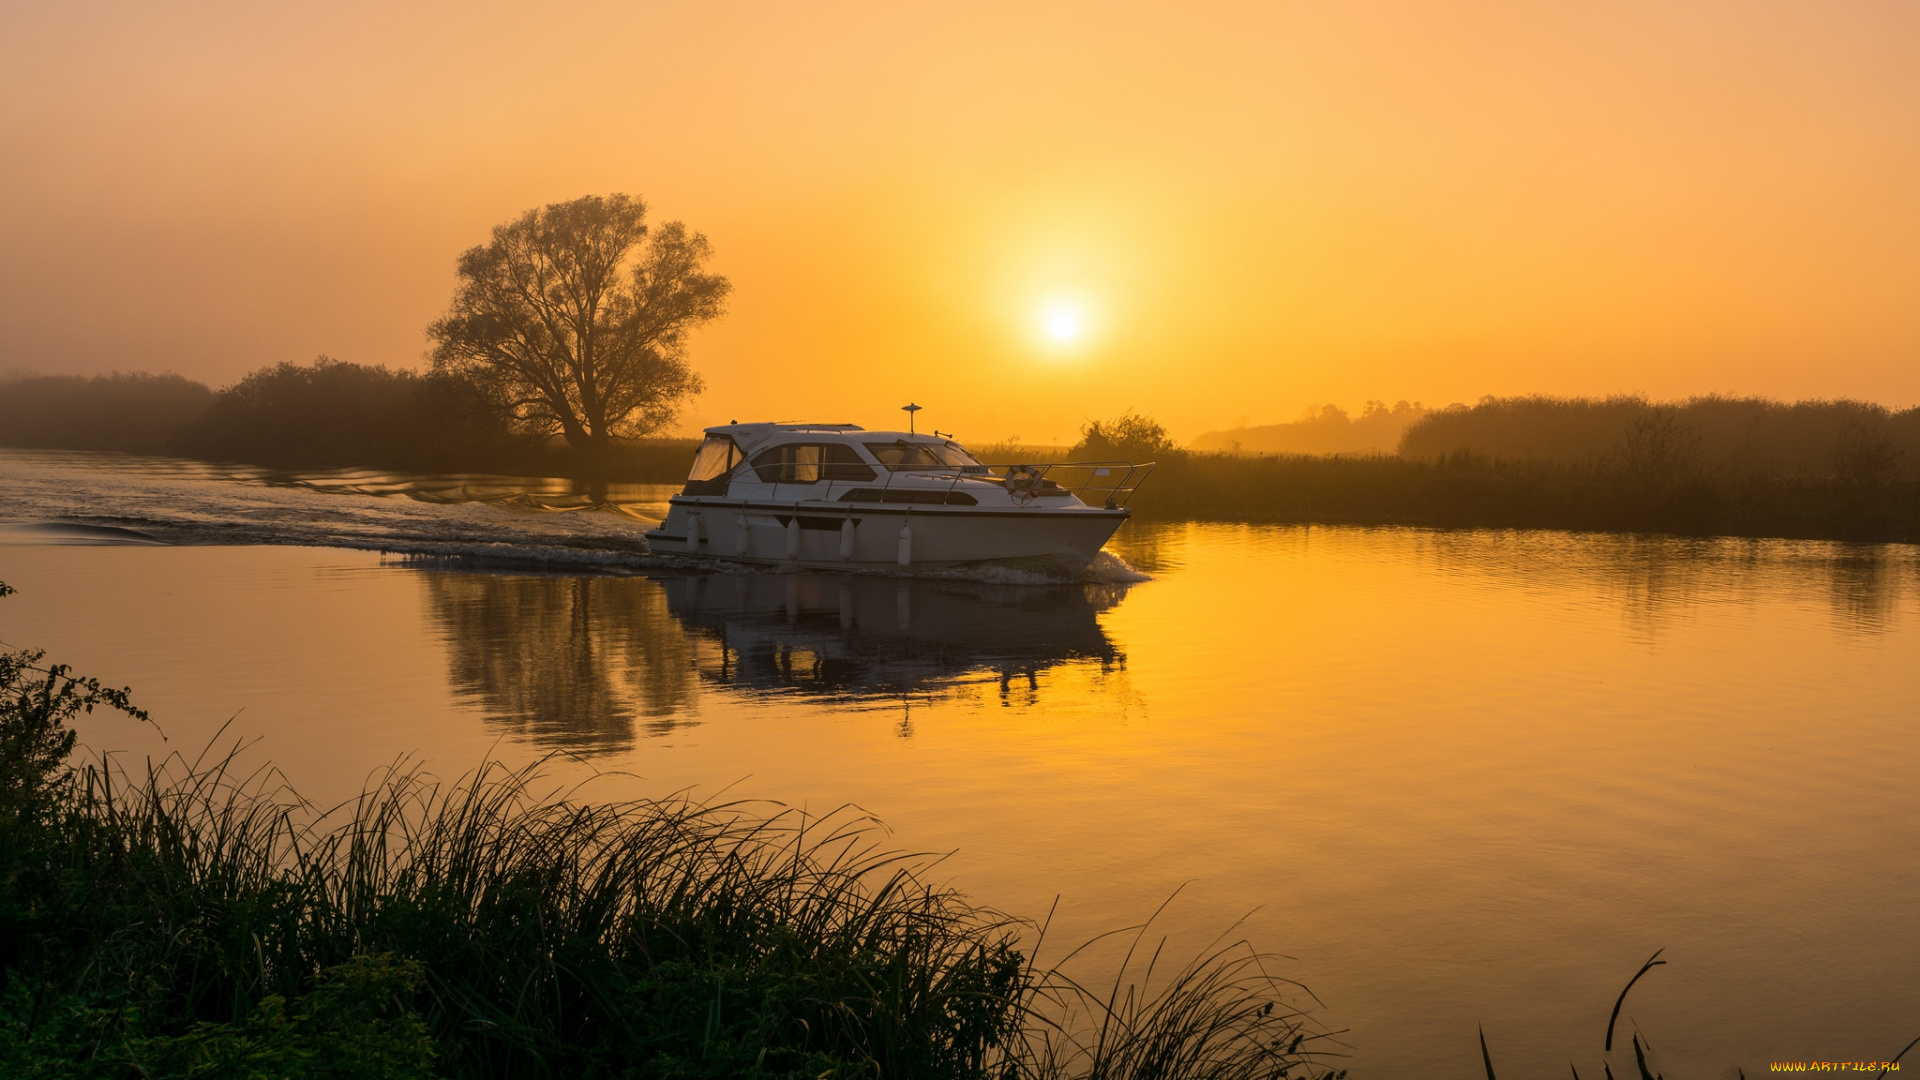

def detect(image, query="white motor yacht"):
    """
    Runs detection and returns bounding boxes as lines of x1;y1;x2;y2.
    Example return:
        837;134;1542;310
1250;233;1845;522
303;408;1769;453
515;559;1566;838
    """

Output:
644;422;1152;572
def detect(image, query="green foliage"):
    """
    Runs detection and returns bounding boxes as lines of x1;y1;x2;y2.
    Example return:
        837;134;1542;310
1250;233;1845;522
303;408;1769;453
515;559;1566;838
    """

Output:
0;593;151;981
0;954;435;1079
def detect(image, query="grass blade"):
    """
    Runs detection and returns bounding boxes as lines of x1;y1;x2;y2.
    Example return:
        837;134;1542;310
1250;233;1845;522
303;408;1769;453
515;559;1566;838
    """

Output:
1605;949;1666;1052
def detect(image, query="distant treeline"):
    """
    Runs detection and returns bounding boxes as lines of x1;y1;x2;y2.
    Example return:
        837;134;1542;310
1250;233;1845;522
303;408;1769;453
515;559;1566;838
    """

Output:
1108;396;1920;541
0;361;697;479
1058;401;1920;541
1400;394;1920;479
1192;400;1428;456
0;372;214;454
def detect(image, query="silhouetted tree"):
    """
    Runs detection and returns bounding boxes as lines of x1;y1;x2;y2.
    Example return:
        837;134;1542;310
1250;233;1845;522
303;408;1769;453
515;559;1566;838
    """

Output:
428;194;729;475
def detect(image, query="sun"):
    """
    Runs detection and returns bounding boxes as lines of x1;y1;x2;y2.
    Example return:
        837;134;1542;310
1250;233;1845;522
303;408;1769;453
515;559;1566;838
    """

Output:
1020;290;1103;357
1035;299;1097;352
1044;306;1083;342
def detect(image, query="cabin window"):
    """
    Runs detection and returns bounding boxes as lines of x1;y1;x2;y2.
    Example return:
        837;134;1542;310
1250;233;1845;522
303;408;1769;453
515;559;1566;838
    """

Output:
682;435;741;495
751;443;875;484
820;444;877;480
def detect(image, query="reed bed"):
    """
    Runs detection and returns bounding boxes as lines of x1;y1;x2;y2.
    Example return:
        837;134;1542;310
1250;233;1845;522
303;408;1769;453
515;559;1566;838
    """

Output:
0;600;1342;1079
1117;396;1920;541
1118;452;1920;542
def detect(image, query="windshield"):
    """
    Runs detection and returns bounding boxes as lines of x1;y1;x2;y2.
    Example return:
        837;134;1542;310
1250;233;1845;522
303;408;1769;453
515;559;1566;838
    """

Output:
931;443;982;467
685;435;741;482
863;441;982;470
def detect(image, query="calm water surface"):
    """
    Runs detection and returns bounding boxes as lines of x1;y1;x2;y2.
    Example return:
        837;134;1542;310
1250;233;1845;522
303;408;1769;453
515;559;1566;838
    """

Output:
2;450;1917;1076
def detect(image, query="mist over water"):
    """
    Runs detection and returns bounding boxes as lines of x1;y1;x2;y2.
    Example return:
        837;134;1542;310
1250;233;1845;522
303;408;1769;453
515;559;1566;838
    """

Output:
3;449;1918;1075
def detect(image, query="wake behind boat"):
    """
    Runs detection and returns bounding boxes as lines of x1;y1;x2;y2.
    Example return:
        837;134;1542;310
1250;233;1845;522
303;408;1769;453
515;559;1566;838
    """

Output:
644;422;1152;572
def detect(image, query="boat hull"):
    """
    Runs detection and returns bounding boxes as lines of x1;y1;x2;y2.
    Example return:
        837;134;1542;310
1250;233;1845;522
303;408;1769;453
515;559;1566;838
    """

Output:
645;496;1128;572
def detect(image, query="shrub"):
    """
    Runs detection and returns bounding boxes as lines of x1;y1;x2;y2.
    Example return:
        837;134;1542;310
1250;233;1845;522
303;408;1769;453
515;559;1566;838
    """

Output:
1075;413;1178;462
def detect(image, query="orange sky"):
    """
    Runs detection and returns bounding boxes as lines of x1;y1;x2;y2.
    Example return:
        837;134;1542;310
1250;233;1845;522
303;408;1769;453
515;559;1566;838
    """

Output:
4;1;1917;442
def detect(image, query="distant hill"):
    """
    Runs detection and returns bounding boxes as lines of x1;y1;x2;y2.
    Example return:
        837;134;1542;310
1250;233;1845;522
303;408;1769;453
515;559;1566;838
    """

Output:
1191;401;1427;456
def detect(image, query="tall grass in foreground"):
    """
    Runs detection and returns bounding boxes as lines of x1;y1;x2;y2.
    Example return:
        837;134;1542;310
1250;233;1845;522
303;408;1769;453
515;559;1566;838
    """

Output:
0;589;1341;1079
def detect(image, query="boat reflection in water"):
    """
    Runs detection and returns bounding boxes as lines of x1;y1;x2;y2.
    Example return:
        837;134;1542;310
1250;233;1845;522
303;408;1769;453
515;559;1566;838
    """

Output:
421;568;1132;752
660;573;1127;702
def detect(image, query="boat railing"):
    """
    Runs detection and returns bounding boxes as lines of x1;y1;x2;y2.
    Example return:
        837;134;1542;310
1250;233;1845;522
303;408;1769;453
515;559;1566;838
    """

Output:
979;460;1156;509
748;460;1155;510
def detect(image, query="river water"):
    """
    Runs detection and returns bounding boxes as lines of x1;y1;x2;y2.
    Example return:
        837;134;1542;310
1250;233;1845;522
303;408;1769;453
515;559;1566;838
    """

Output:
2;449;1916;1076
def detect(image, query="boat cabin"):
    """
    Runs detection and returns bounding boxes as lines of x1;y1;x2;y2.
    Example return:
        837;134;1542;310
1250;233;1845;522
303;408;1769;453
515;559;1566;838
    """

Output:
681;423;998;499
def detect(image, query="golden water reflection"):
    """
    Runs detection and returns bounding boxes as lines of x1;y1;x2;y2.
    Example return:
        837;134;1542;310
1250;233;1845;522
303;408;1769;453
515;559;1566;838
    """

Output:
422;570;1130;751
422;572;698;749
1113;520;1914;639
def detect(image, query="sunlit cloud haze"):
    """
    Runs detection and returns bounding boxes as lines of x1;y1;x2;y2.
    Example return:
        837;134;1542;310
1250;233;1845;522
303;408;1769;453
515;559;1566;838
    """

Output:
4;1;1918;441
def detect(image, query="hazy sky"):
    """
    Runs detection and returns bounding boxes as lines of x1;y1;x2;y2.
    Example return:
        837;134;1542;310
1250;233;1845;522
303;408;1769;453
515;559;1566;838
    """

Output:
4;1;1917;441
